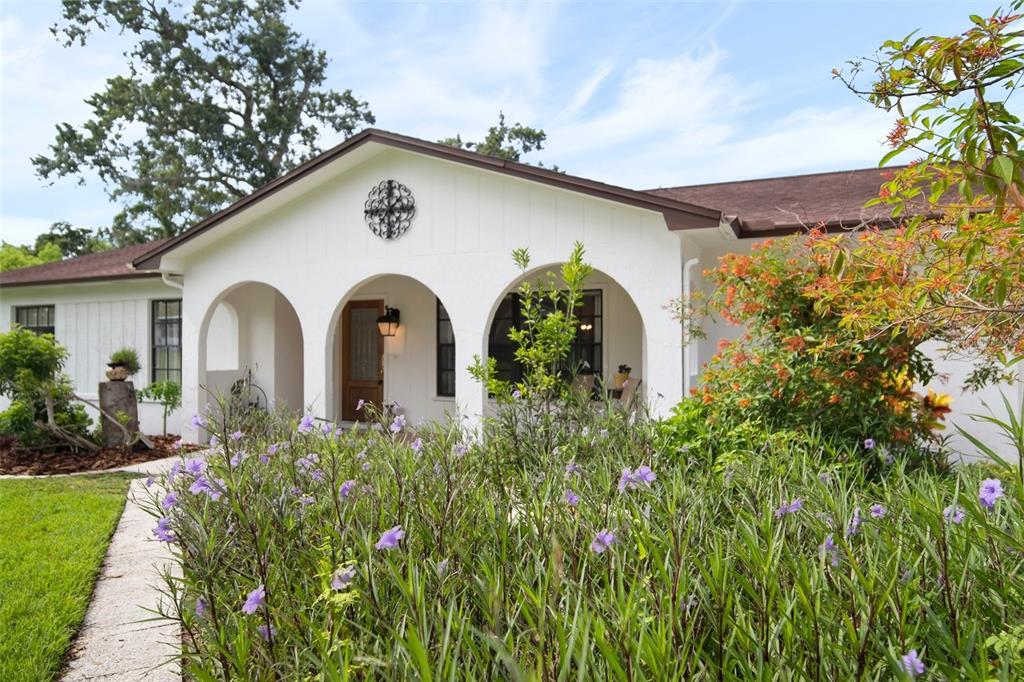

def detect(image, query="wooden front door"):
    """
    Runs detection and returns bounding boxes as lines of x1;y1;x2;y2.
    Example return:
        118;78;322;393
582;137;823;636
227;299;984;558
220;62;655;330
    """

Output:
342;299;384;421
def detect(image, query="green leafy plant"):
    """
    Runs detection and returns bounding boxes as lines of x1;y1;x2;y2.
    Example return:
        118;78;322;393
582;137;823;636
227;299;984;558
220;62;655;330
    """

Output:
0;327;92;448
469;241;593;401
138;381;181;436
146;393;1022;679
107;347;141;376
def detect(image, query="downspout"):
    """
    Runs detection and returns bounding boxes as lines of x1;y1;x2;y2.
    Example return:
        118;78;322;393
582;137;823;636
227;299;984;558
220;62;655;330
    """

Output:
682;257;700;396
161;271;184;290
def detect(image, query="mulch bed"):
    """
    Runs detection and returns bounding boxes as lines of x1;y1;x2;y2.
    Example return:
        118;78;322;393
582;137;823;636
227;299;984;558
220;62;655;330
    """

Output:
0;435;202;476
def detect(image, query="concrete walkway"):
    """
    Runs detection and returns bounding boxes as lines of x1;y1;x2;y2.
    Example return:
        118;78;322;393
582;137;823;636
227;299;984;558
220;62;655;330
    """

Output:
61;477;181;681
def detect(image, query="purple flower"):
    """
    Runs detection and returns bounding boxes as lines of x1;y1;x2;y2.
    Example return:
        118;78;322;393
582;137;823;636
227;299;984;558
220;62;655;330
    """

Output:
818;472;831;485
389;414;406;433
618;465;656;492
436;558;450;576
512;390;521;399
943;505;966;524
195;597;208;618
153;517;175;542
145;476;155;488
256;623;276;642
900;649;926;678
298;415;315;433
184;458;205;476
863;438;876;449
189;413;206;430
979;478;1004;510
376;525;405;550
774;498;803;519
268;443;282;455
230;451;245;467
242;585;265;615
339;480;358;499
310;468;325;483
362;461;370;472
820;533;840;567
168;461;180;484
845;508;862;538
229;430;243;441
331;565;357;590
591;529;616;554
189;475;224;501
565;462;580;475
356;449;367;460
870;504;887;519
298;494;315;507
565;489;580;506
209;434;220;446
453;443;468;457
161;492;178;510
356;399;365;411
411;438;423;454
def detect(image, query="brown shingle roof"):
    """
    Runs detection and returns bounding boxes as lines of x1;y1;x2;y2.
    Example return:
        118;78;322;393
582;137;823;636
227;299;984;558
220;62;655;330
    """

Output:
0;239;168;288
646;166;906;237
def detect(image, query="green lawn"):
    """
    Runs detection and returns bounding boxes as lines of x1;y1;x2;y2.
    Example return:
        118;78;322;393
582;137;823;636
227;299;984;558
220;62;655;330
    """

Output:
0;473;137;682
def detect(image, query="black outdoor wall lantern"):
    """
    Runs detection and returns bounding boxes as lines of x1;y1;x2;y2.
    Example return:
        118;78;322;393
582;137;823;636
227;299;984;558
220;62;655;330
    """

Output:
377;306;401;337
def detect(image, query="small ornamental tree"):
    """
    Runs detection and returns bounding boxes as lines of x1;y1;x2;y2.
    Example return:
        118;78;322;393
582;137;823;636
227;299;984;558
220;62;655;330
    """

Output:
0;327;92;447
822;6;1024;385
470;241;593;401
691;235;950;461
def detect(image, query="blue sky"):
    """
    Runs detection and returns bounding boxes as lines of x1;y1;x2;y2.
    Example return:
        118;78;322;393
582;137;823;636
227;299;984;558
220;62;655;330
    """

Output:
0;1;979;246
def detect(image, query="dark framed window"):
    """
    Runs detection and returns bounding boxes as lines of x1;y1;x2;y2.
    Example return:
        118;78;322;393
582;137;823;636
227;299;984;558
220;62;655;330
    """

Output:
14;305;55;335
487;290;603;384
152;299;182;384
437;299;455;397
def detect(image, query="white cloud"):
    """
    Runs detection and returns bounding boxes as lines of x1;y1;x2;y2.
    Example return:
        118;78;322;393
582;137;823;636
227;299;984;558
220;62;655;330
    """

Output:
0;1;905;246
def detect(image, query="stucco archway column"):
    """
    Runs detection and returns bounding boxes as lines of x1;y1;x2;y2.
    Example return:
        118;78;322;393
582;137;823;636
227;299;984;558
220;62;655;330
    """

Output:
301;312;330;420
450;308;488;432
181;288;209;443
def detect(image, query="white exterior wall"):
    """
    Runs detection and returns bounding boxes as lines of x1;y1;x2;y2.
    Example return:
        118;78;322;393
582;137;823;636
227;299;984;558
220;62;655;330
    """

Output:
174;147;685;440
0;278;186;435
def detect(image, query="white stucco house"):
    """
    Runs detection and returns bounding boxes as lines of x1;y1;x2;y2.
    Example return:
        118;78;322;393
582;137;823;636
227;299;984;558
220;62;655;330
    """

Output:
1;129;1020;459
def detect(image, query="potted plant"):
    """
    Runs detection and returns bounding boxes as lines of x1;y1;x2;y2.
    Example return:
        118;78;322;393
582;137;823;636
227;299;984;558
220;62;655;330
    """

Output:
106;347;141;381
613;363;632;389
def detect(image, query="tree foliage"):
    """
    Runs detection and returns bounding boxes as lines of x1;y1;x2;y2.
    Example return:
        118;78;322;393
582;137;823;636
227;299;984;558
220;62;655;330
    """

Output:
441;112;549;163
34;0;375;245
0;242;62;273
824;5;1024;382
34;221;110;258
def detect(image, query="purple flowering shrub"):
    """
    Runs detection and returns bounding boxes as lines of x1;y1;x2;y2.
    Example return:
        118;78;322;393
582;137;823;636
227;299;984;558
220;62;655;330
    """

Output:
144;397;1024;679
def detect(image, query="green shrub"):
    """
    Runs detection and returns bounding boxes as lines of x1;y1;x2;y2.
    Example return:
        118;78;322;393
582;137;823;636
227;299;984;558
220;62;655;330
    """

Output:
108;347;141;376
138;381;181;435
0;328;91;447
146;398;1022;679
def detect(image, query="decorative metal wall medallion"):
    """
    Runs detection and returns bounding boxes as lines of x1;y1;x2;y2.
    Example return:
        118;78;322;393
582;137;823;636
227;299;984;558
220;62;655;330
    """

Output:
364;179;415;240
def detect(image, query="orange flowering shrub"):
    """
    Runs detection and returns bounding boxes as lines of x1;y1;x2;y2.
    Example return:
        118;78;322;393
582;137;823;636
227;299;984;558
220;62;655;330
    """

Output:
694;235;952;462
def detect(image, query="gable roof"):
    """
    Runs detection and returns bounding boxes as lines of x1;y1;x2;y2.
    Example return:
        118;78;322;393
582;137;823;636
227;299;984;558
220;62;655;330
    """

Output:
133;128;725;270
647;166;907;237
0;239;170;288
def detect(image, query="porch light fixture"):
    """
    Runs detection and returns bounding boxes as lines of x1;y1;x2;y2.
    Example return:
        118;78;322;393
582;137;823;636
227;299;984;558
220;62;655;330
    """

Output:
377;306;401;337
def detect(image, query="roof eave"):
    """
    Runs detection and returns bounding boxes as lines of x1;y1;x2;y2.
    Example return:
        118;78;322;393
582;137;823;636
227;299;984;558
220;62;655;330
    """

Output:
134;129;722;270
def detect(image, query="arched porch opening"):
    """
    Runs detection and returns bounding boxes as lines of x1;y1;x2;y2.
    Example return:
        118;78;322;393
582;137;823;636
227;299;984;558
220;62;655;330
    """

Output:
325;274;457;425
483;266;646;399
198;281;304;417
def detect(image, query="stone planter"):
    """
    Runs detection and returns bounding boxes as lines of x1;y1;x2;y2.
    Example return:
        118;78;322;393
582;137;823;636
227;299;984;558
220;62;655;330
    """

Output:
105;364;130;381
613;372;631;389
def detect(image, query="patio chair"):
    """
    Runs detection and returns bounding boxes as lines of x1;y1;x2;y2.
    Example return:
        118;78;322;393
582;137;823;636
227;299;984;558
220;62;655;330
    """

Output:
572;373;596;397
616;377;642;411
